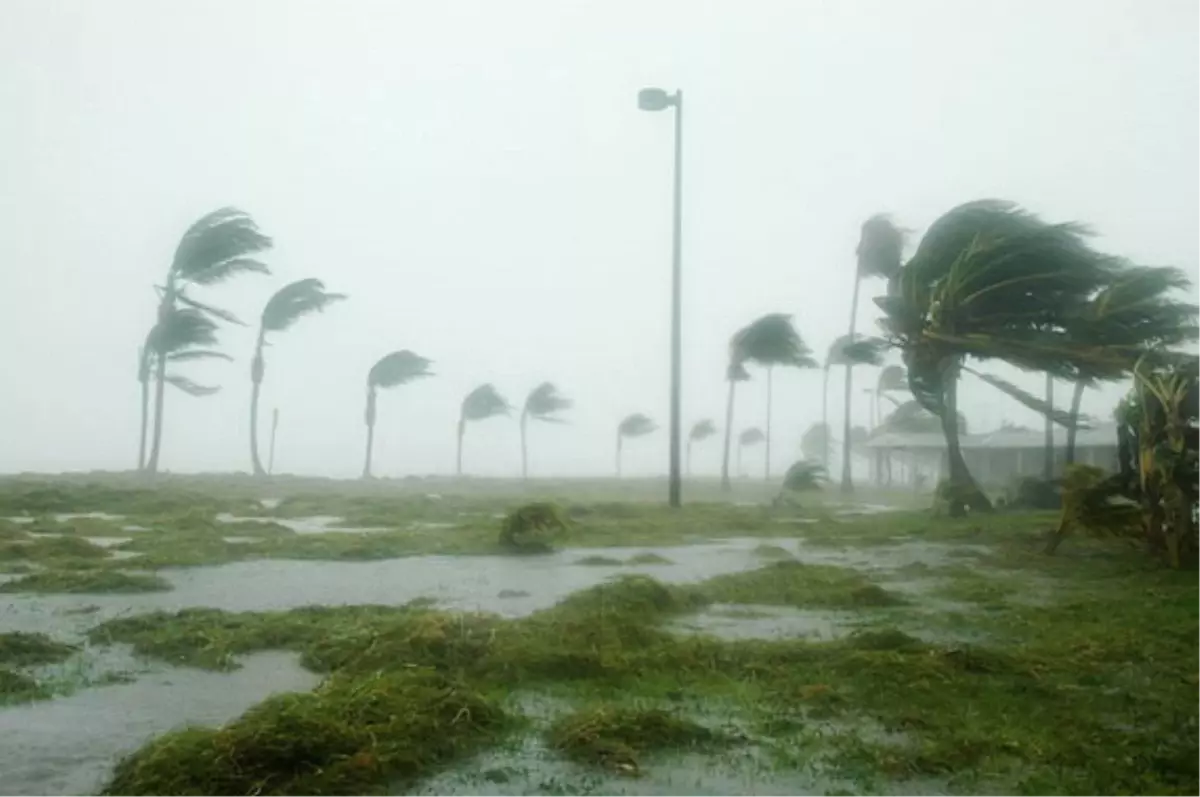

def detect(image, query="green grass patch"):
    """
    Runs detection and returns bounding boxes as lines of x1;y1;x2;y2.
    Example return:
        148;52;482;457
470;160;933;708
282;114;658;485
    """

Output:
547;705;733;774
693;561;906;609
0;667;47;704
575;555;624;566
0;568;170;594
0;631;78;667
626;552;673;565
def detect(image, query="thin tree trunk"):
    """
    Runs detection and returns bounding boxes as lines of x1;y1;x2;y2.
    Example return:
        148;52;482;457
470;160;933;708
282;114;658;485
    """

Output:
941;367;992;516
268;409;279;475
765;366;773;481
520;411;529;481
1043;372;1055;480
249;332;266;476
841;275;861;493
456;418;466;477
1064;379;1086;466
822;366;830;468
137;368;150;472
616;435;623;478
720;378;736;491
362;387;377;479
145;292;174;475
737;443;742;478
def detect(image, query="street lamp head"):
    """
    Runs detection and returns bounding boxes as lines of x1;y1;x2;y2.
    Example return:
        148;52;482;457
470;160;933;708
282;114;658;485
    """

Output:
638;87;674;111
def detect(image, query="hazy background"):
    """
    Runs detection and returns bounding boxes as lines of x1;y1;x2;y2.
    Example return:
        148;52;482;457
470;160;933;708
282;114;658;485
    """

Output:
1;0;1196;479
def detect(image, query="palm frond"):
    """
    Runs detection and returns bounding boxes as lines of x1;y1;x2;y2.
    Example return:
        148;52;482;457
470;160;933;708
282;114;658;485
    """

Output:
167;349;233;363
261;278;348;333
147;308;221;357
462;384;511;422
618;413;657;438
876;364;907;394
165;375;220;397
171;207;273;285
368;350;434;389
877;399;967;435
524;382;572;422
689;419;717;441
856;214;906;280
826;334;888;367
738;427;765;447
731;314;818;369
963;366;1090;428
781;460;827;493
175;293;245;326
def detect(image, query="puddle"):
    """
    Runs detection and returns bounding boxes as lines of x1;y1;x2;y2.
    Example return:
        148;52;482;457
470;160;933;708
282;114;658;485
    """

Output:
258;498;282;510
79;537;131;549
216;513;390;535
222;536;264;545
672;604;866;641
833;503;897;517
0;651;318;796
409;521;458;531
54;513;125;523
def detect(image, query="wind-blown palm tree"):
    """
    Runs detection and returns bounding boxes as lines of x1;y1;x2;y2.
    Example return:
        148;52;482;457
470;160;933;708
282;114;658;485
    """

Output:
520;382;572;480
687;419;717;476
362;350;433;479
874;200;1120;514
249;279;346;476
737;427;765;477
870;364;908;484
720;362;751;491
822;334;886;490
800;422;829;464
458;384;511;476
616;413;657;477
143;208;272;474
137;307;232;470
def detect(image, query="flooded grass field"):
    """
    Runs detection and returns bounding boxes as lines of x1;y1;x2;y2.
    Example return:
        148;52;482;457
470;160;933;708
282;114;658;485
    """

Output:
0;475;1196;795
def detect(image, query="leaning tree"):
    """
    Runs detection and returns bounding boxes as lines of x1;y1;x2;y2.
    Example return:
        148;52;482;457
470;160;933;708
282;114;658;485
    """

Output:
519;382;572;480
362;350;433;479
458;384;511;476
687;419;717;476
249;279;346;476
736;427;765;478
616;413;657;478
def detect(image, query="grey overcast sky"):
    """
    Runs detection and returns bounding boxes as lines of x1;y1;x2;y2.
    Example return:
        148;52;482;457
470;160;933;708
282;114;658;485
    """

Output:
0;0;1196;479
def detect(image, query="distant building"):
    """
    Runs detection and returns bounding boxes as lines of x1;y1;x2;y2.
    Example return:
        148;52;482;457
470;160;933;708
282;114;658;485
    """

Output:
862;423;1119;486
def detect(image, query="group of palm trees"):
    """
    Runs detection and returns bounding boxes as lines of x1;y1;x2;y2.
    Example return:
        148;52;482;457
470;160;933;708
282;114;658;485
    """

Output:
135;202;1197;500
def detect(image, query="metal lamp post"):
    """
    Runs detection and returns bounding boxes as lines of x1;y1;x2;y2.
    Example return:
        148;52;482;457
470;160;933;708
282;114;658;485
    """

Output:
638;87;684;508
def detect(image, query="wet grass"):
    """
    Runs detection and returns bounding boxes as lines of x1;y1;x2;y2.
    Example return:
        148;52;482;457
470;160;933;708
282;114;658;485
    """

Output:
547;705;734;774
692;561;907;608
0;568;170;593
0;631;78;667
0;667;46;703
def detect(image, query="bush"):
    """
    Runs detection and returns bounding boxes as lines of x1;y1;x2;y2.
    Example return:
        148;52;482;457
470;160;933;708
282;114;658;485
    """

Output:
1008;477;1062;510
498;502;569;553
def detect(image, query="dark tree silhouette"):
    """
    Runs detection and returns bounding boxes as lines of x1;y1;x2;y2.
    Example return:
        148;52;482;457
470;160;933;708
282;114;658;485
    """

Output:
616;413;657;477
520;382;571;480
458;384;511;476
687;419;717;476
362;350;433;479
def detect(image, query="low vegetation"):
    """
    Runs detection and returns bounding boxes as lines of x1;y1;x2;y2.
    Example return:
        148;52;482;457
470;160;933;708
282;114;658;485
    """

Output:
547;705;732;774
0;568;171;594
0;631;78;667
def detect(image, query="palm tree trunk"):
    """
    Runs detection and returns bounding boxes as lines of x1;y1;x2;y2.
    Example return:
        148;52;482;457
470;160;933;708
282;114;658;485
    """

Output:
821;367;830;468
249;333;266;476
362;387;377;479
456;418;466;477
137;371;150;471
1064;379;1086;466
267;409;279;475
686;439;692;477
841;273;861;493
1043;372;1055;480
765;366;773;481
616;434;623;478
145;292;174;475
720;378;736;491
941;367;992;516
520;411;529;481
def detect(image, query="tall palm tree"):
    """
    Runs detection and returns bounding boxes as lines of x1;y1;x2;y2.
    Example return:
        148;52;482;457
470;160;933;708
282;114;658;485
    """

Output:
720;361;751;491
144;208;272;474
616;413;657;478
874;200;1119;515
823;334;886;491
137;307;233;471
249;279;346;476
520;382;572;480
722;314;817;488
362;350;433;479
737;427;765;477
458;384;511;476
687;419;717;476
871;364;908;484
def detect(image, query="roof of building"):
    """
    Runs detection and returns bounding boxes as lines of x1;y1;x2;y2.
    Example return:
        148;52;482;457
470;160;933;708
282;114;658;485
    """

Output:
864;422;1118;451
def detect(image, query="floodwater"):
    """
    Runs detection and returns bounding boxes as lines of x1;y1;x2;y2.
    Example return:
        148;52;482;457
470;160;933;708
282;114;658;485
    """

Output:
0;525;988;796
216;512;390;534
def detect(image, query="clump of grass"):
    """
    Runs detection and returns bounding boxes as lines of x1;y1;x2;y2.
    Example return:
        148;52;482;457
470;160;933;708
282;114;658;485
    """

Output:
753;543;796;560
547;705;729;774
626;552;673;565
575;554;624;566
102;670;508;796
0;568;170;594
694;561;906;609
0;667;46;703
499;502;569;553
0;631;78;667
0;533;108;565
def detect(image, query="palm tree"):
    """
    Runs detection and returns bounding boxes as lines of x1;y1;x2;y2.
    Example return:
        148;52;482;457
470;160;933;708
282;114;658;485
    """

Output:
137;308;232;470
458;384;511;476
249;279;346;476
874;200;1120;515
737;427;765;477
143;208;272;474
721;314;817;489
520;382;572;480
800;422;829;464
720;362;751;491
871;364;908;483
362;350;433;479
687;419;717;476
616;413;657;477
822;334;886;491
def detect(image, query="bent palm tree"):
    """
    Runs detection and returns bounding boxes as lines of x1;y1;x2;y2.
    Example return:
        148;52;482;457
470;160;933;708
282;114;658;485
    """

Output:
720;362;751;491
458;384;511;476
137;308;233;470
737;427;765;477
144;208;272;474
687;419;717;476
250;279;346;475
362;350;433;479
520;382;572;480
616;413;657;477
800;422;830;464
823;334;886;490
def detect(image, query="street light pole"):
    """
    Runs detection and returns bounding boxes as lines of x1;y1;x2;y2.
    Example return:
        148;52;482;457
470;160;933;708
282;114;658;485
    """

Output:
639;87;684;509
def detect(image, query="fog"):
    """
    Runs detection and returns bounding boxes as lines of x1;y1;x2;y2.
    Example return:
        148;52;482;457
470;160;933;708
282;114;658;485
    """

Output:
1;0;1196;479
